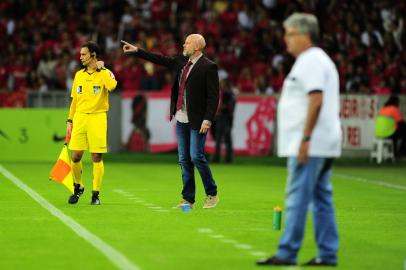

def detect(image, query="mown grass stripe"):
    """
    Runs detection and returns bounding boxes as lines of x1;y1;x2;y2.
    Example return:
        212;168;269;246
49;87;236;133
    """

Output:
0;165;141;270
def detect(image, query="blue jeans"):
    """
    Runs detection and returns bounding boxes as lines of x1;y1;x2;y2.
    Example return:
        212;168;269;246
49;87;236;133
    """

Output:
276;157;339;264
176;121;217;203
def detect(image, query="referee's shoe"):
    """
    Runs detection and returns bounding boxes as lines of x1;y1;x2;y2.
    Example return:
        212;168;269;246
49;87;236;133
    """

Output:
68;183;84;204
91;191;100;205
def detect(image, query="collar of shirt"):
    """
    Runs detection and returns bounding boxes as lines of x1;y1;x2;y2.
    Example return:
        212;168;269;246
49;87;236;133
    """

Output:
83;68;100;75
188;53;203;66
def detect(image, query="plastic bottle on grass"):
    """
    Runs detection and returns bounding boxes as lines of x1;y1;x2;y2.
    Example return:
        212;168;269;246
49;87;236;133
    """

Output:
273;206;282;230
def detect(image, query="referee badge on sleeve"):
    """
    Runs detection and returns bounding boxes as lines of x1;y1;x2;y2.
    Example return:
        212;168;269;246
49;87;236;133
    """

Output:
109;71;115;79
77;86;82;94
93;86;101;94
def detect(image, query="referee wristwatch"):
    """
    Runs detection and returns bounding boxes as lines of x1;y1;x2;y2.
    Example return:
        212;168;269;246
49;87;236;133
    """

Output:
66;119;73;123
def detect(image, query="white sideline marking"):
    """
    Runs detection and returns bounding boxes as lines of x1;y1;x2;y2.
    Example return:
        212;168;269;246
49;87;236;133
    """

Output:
209;234;224;239
156;209;170;213
113;190;168;213
250;251;267;257
112;189;127;194
220;239;237;244
198;228;266;257
198;228;213;233
144;203;156;207
336;173;406;191
234;244;252;250
0;165;140;270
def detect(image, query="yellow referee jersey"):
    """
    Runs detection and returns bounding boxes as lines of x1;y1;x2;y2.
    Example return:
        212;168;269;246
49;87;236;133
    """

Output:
68;68;117;119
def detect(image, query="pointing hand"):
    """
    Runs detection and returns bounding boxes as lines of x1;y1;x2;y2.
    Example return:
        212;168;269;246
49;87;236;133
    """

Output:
121;40;138;53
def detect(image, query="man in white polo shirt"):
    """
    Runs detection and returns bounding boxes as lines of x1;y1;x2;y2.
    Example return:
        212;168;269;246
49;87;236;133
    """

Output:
257;13;341;267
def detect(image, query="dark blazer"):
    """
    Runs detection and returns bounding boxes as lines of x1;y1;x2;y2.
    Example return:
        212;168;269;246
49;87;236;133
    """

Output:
133;49;219;130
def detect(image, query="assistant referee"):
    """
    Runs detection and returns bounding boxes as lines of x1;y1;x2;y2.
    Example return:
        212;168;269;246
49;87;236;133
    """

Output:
66;41;117;205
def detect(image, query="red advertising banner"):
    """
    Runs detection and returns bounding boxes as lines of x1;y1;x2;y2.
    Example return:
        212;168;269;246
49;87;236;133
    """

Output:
121;93;277;156
340;95;377;149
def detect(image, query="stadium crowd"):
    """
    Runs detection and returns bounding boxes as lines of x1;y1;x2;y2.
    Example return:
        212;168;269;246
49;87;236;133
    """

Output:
0;0;405;107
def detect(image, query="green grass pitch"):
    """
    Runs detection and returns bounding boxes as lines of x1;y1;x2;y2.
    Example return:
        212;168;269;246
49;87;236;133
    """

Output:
1;154;405;270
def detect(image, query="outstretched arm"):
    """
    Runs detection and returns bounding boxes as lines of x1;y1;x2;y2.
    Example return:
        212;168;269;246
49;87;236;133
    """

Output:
121;40;177;69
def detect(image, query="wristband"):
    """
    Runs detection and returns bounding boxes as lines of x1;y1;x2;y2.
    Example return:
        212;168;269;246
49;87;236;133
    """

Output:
302;135;311;142
66;119;73;123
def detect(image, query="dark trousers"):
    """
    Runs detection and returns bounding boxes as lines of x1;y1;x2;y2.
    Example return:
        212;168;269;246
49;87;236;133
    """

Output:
176;121;217;203
391;121;406;156
213;115;233;162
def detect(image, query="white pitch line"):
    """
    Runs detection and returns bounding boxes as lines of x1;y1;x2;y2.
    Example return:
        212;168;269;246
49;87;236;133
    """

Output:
198;228;213;234
155;209;170;213
144;203;156;207
147;206;162;210
336;173;406;191
112;189;126;193
113;190;170;212
112;189;132;195
209;234;224;239
198;228;266;257
0;165;140;270
250;251;267;257
149;206;162;210
234;244;252;250
220;239;237;244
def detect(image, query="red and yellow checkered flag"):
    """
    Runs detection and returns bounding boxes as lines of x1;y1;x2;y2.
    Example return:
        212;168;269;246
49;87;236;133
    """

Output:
49;133;74;193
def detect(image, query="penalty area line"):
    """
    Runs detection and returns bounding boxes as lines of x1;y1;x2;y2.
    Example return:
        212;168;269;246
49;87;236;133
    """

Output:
0;165;141;270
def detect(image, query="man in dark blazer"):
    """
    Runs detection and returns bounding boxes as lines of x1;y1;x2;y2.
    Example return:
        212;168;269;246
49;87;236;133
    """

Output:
121;34;220;209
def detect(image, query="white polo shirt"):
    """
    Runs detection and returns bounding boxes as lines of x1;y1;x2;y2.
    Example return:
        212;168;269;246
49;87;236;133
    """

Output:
277;47;342;157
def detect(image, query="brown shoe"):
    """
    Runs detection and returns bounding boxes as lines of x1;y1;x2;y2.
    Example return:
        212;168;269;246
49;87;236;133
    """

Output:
203;195;219;209
174;199;194;209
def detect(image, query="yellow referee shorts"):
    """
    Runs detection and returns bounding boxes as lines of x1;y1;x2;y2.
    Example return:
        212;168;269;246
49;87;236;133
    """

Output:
69;112;108;153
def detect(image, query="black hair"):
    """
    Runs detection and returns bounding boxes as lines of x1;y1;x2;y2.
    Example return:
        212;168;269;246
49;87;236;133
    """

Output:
81;41;100;58
384;95;400;107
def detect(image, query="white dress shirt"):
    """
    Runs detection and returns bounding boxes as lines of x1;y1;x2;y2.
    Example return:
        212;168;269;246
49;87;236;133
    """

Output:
175;54;211;127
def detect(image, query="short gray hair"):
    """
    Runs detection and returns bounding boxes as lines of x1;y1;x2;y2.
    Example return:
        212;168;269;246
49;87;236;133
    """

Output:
283;13;319;44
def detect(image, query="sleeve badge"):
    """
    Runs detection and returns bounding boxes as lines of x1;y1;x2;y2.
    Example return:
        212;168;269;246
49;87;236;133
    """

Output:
109;71;115;79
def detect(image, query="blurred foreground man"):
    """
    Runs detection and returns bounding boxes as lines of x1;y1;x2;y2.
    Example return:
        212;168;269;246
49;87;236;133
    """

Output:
257;13;342;267
66;41;117;205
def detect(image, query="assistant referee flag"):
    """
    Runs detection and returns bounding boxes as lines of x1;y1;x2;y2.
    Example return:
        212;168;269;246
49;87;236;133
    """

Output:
49;134;74;193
